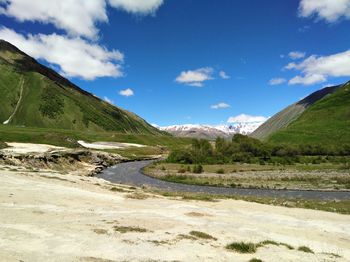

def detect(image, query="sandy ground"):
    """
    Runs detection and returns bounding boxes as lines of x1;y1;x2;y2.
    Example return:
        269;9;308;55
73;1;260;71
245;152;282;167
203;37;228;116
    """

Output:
78;140;145;150
0;168;349;262
2;142;65;154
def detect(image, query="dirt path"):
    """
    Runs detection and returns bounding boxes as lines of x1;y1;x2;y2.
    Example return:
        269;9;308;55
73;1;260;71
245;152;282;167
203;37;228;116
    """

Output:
0;168;349;261
3;76;24;125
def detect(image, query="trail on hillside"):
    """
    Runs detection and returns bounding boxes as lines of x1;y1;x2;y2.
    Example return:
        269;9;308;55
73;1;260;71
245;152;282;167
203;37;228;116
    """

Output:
3;77;24;125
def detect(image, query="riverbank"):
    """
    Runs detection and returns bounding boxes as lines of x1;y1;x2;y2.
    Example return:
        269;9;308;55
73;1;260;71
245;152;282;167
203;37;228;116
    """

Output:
1;167;349;261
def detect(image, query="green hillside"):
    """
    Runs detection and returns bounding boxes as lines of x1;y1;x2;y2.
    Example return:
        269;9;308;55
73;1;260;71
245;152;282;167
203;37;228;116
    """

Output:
0;40;162;135
267;81;350;146
251;84;341;140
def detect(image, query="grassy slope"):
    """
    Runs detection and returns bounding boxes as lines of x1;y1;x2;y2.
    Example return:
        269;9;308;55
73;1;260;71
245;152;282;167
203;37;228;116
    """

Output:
268;82;350;146
0;124;191;149
0;41;163;135
251;85;340;141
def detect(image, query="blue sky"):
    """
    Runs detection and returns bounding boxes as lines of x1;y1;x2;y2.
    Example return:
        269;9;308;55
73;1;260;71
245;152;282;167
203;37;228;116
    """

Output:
1;0;350;126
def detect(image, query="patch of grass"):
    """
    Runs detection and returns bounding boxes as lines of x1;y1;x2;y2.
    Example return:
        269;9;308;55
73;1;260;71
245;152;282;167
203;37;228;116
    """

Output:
298;246;314;253
258;240;294;250
189;231;217;240
226;242;257;253
216;168;225;174
126;192;149;200
110;186;128;193
93;229;108;235
113;226;148;233
177;234;197;241
249;259;263;262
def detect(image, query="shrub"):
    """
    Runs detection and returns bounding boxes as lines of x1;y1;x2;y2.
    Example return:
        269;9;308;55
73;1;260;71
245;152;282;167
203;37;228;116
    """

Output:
178;167;186;173
192;164;203;174
216;168;225;174
226;242;257;253
298;246;314;253
189;231;217;240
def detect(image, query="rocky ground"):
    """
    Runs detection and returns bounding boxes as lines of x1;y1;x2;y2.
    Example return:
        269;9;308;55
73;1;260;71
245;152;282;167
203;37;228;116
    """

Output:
0;143;349;261
0;142;125;176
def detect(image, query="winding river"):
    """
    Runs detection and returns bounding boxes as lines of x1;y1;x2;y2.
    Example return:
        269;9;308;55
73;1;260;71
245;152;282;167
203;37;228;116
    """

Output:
97;160;350;200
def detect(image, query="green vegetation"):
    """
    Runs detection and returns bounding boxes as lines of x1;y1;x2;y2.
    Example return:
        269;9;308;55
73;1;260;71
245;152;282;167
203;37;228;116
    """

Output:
226;242;257;253
0;124;190;149
113;226;148;233
0;142;7;149
298;246;314;253
144;162;350;190
249;259;263;262
167;135;350;166
189;231;217;240
267;82;350;147
0;40;163;135
259;240;294;250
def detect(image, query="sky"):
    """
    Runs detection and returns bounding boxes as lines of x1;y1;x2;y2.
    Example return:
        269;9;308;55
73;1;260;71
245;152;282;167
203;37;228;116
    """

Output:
0;0;350;126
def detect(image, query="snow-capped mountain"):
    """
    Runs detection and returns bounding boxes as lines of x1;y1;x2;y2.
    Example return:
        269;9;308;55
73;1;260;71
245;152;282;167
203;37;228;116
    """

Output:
157;122;264;139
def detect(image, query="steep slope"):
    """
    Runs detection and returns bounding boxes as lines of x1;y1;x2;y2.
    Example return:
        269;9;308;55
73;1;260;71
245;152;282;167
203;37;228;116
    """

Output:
0;40;162;135
267;81;350;146
250;84;341;140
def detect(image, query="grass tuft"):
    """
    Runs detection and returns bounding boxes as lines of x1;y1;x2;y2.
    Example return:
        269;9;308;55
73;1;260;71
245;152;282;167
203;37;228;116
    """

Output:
226;242;257;253
298;246;314;253
113;226;148;233
189;231;217;240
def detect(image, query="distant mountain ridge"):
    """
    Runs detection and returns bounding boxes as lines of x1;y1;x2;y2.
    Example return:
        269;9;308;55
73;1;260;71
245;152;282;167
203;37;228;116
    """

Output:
158;122;264;140
251;81;350;146
0;40;162;135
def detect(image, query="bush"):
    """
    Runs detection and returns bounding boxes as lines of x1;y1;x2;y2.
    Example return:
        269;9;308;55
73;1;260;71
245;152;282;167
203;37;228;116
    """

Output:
178;166;186;173
298;246;314;253
192;164;203;174
226;242;257;253
216;168;225;174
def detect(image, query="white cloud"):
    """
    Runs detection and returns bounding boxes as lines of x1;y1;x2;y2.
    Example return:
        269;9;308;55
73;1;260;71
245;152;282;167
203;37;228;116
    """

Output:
0;0;164;39
269;78;286;85
289;74;326;85
108;0;164;14
288;51;305;60
119;88;134;97
211;102;230;109
104;96;114;104
285;50;350;85
175;67;213;87
298;0;350;22
227;114;268;123
219;70;230;79
0;27;124;80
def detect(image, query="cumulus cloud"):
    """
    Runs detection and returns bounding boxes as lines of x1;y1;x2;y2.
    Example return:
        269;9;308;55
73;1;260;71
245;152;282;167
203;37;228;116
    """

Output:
288;51;305;60
227;114;268;123
108;0;164;14
0;27;124;80
119;88;134;97
0;0;164;39
298;0;350;22
285;50;350;85
211;102;230;109
175;67;213;87
219;70;230;79
269;78;286;85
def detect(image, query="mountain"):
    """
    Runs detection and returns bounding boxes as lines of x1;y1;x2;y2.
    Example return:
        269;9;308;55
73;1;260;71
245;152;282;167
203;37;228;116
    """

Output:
158;122;264;140
0;40;162;135
251;81;350;146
